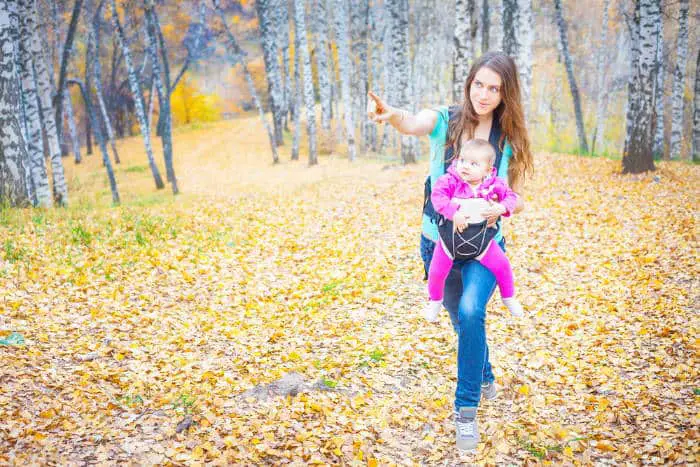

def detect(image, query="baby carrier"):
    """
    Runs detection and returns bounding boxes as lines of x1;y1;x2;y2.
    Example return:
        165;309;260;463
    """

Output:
422;106;504;262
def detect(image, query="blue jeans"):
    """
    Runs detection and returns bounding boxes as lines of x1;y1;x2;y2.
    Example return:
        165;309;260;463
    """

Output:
420;235;502;409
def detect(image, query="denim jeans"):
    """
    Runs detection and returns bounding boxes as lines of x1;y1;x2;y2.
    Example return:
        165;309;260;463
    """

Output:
420;235;503;409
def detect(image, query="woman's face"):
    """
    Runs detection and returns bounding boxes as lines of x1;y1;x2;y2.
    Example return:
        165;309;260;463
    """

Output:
469;67;503;116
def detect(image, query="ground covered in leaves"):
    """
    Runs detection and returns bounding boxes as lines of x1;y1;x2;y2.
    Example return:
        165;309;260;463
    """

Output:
1;117;698;465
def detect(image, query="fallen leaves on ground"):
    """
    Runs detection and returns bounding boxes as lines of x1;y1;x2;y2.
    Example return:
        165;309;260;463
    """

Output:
0;117;698;465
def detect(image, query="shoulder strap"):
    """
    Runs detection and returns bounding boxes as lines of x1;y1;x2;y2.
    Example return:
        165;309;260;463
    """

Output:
442;105;460;173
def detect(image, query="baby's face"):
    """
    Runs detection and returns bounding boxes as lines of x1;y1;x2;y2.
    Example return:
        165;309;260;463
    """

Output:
455;150;491;183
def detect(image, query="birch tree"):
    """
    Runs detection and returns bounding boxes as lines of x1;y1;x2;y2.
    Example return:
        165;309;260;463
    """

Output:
0;1;29;207
293;0;318;165
622;0;659;173
351;0;369;151
332;0;356;161
256;0;284;146
554;0;588;153
652;14;664;157
17;0;51;207
453;0;474;102
592;0;610;155
275;1;291;130
516;0;533;116
502;0;517;56
388;0;416;163
669;0;688;159
291;23;301;161
214;1;279;164
313;0;332;131
26;0;68;204
92;1;121;166
145;0;178;193
481;0;489;53
693;49;699;161
110;0;164;189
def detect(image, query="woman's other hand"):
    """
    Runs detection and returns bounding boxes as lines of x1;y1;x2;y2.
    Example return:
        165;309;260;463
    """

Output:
367;91;396;123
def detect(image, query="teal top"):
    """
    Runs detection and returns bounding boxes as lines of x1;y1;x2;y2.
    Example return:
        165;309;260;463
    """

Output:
421;105;513;243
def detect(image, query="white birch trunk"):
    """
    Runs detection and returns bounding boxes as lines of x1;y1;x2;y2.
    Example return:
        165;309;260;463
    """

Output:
293;0;318;165
314;0;332;131
693;49;699;161
516;0;533;117
332;0;356;161
18;0;51;207
622;0;659;173
669;0;688;159
592;0;610;155
453;0;473;103
652;14;664;157
0;1;30;206
26;0;67;204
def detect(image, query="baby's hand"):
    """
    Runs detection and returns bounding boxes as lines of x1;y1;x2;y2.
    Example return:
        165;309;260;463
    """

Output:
453;212;468;233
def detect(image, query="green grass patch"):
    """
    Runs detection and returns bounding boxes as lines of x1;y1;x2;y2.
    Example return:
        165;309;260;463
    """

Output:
3;239;27;263
124;165;148;173
70;223;92;246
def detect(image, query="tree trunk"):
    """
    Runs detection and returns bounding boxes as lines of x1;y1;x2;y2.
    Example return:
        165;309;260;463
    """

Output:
651;13;664;157
453;0;474;103
256;0;284;146
93;2;121;165
351;0;369;153
0;1;30;207
145;1;178;194
293;0;318;166
553;0;588;153
389;0;415;163
501;0;517;56
64;88;81;163
109;0;164;189
516;0;533;117
669;0;688;159
53;0;82;147
481;0;489;53
693;49;699;162
275;0;291;131
214;3;279;164
332;0;356;161
622;0;658;174
291;27;301;161
18;0;51;207
592;0;610;155
623;1;641;158
85;36;93;155
26;0;67;204
314;0;332;131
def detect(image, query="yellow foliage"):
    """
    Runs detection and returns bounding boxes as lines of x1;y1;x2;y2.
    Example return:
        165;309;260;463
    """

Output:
170;77;223;126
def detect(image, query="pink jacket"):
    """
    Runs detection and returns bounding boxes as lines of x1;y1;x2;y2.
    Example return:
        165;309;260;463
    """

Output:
431;163;518;220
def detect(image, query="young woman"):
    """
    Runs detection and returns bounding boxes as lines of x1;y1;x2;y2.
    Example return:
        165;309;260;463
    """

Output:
367;51;534;451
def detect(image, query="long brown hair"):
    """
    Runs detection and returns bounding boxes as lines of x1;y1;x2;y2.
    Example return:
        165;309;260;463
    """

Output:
446;52;534;189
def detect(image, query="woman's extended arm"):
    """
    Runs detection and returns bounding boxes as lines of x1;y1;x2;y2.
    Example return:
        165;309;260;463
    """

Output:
367;91;438;137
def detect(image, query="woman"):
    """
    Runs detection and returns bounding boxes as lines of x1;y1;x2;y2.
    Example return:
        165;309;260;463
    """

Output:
367;51;534;451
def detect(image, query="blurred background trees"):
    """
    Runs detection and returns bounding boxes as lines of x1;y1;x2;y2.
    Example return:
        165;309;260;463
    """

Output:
1;0;698;206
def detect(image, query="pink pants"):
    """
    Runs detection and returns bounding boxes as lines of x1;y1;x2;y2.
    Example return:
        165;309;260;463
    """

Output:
428;238;515;301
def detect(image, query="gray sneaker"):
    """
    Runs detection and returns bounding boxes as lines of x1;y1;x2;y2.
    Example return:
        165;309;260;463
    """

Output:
455;407;480;451
481;381;497;400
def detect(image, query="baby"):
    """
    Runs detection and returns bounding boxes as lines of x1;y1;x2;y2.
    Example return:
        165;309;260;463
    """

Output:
424;138;524;322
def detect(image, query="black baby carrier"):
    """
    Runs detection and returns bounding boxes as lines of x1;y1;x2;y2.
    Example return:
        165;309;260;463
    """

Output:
422;106;504;262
